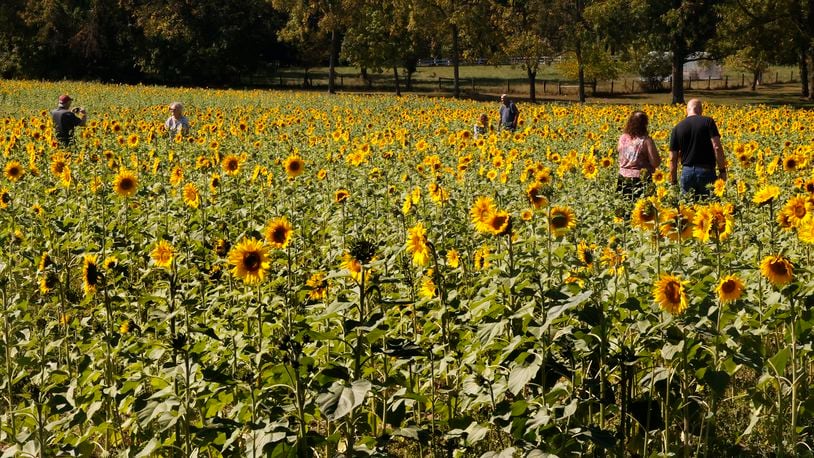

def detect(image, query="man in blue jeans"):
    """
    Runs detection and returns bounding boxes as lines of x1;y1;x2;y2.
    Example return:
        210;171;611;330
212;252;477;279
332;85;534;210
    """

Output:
669;99;727;198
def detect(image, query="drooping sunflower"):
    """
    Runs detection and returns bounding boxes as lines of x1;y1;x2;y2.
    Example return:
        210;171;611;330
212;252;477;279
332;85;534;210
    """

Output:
214;238;231;257
151;240;174;268
265;217;293;249
473;245;490;270
470;196;496;233
306;272;328;300
113;169;138;197
228;238;270;285
631;198;659;231
406;221;431;266
221;154;240;176
526;182;548;209
4;160;24;182
283;155;305;178
693;203;734;242
341;253;366;283
488;210;511;236
760;255;793;287
548;206;576;237
83;254;100;296
334;189;350;204
182;183;200;208
209;173;221;195
577;241;597;269
0;188;10;209
716;275;744;303
752;185;780;206
653;274;688;315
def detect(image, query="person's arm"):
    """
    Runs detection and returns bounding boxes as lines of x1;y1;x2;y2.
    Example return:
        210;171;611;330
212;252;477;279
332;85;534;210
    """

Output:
646;138;661;169
512;105;519;128
712;136;726;180
669;150;680;185
75;110;87;127
181;117;190;136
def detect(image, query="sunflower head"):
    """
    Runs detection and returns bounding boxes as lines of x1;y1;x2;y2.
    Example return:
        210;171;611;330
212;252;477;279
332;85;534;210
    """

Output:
113;169;139;197
349;238;377;265
760;255;793;287
151;240;174;268
470;196;496;233
406;222;431;266
222;154;240;176
334;189;350;204
631;198;659;230
265;217;293;249
526;182;549;209
752;185;780;206
306;272;329;300
83;254;101;296
182;183;200;208
227;238;270;285
488;210;512;236
549;206;576;237
717;275;744;303
284;155;305;178
653;274;688;315
4;160;24;182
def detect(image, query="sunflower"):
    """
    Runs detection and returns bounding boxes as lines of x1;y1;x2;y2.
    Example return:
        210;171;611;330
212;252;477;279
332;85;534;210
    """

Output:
306;272;328;300
752;185;780;206
419;274;436;299
265;217;293;249
693;203;734;242
470;196;496;233
473;245;490;270
284;155;305;178
151;240;174;268
549;206;576;237
798;216;814;244
651;169;666;185
521;209;533;221
760;255;793;287
113;169;138;197
4;160;24;182
170;165;184;186
716;275;744;303
0;188;10;209
214;238;231;257
38;252;53;272
40;271;58;295
446;249;460;268
802;178;814;195
209;174;220;195
83;254;100;296
653;274;688;315
127;134;139;148
783;155;799;171
713;179;726;197
341;253;366;283
780;195;810;227
182;183;200;208
334;189;350;204
228;238;270;285
577;241;597;269
488;210;512;236
317;169;328;180
631;198;659;231
406;222;431;266
31;204;43;217
221;154;240;176
659;206;695;241
526;182;548;209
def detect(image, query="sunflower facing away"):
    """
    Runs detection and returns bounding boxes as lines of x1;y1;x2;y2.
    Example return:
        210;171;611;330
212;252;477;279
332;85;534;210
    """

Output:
113;169;138;197
284;155;305;178
548;206;576;237
526;182;548;209
151;240;174;268
760;255;793;287
228;238;270;285
265;217;293;249
659;206;694;241
716;275;744;303
406;222;431;266
653;274;688;315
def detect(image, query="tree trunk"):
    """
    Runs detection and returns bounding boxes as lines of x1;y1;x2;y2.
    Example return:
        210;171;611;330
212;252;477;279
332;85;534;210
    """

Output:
451;24;460;98
576;41;585;103
361;67;372;89
671;48;685;104
328;28;338;94
751;70;759;91
809;51;814;100
527;67;537;103
406;70;414;91
393;66;401;96
799;50;809;97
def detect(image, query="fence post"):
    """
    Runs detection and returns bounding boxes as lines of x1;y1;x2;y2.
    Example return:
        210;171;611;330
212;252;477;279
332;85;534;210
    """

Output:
610;80;614;95
724;75;728;89
543;80;547;94
340;75;344;88
592;80;597;96
775;72;779;84
790;70;794;82
688;76;692;90
741;74;745;87
439;77;442;90
558;80;562;95
708;76;711;90
471;78;475;92
507;79;510;92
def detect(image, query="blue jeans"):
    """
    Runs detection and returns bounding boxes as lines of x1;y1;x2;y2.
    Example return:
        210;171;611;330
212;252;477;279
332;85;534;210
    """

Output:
680;166;716;198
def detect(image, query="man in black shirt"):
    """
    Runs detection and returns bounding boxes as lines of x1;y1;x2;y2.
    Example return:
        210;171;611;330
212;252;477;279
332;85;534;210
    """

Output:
668;99;727;198
50;94;87;147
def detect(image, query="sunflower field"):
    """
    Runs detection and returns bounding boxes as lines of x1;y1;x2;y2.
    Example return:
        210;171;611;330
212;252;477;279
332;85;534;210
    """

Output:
0;80;813;457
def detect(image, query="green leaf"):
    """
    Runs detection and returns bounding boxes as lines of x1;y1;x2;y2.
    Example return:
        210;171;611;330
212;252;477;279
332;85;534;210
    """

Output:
768;347;791;375
508;355;541;395
316;379;371;421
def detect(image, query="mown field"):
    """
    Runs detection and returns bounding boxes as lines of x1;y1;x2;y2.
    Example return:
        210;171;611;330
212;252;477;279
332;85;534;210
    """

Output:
0;80;813;457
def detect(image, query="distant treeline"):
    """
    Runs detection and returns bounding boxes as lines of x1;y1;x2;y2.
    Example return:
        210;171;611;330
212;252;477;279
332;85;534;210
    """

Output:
1;0;813;104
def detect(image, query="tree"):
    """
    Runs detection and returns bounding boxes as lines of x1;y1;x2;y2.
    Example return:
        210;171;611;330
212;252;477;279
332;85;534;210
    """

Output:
272;0;347;94
495;0;558;103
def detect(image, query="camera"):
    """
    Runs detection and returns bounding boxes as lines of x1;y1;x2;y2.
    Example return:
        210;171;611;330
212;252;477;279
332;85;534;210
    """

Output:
72;107;85;114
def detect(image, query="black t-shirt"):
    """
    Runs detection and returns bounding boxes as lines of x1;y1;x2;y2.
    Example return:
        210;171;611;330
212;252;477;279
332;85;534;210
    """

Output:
669;115;720;167
51;108;82;145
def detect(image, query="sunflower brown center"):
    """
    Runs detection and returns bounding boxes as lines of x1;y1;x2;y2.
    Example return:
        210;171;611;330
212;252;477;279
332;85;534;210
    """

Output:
120;178;134;191
551;214;568;228
272;227;287;244
721;280;736;294
244;252;261;271
769;260;788;276
86;264;99;285
664;281;681;303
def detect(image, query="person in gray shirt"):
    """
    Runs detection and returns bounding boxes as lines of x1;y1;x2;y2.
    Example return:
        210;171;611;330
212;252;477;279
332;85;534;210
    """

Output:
165;102;190;138
499;94;519;132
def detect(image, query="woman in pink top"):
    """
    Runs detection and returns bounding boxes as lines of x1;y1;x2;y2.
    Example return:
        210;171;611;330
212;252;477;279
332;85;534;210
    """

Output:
616;111;661;199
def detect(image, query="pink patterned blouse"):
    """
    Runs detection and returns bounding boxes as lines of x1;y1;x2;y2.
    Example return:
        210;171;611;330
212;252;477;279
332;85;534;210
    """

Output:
618;134;655;178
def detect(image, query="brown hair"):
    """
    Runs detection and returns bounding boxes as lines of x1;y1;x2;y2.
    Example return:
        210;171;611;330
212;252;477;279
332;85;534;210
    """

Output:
623;111;649;138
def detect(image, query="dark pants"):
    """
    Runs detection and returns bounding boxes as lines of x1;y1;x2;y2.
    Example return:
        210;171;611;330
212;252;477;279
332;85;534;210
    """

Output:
617;176;648;201
680;166;716;199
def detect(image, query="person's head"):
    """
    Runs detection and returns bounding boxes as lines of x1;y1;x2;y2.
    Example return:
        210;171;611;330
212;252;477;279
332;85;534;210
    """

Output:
169;102;184;119
623;111;649;137
500;94;509;105
479;113;488;125
58;94;72;109
687;99;703;116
